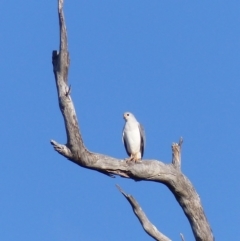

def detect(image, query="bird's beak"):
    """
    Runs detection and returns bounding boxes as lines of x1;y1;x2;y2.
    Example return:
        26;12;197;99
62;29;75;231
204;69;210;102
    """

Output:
123;114;126;120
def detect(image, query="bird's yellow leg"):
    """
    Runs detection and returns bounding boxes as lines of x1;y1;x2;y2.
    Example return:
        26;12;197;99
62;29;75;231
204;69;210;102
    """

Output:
125;154;134;163
132;153;138;162
132;153;142;163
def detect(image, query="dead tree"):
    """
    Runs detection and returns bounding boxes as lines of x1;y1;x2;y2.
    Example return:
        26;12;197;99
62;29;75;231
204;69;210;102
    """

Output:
51;1;214;240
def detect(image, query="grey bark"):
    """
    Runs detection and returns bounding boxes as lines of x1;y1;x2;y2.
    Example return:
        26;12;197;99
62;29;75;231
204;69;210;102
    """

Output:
51;1;214;240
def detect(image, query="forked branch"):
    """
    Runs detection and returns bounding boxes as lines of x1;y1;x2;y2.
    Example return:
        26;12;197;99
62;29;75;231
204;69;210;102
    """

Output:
51;1;214;240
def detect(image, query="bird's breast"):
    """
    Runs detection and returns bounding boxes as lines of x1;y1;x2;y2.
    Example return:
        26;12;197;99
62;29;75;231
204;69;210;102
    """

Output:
124;124;141;153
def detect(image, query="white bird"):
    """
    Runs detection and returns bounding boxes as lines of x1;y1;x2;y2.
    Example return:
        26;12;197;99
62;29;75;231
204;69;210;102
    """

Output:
122;112;146;162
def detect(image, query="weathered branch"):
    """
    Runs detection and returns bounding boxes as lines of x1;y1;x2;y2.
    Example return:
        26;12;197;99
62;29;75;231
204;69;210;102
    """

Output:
117;185;171;241
172;137;183;169
51;1;214;240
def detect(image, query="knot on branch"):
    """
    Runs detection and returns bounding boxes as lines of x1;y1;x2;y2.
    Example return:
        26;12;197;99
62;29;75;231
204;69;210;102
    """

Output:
172;137;183;169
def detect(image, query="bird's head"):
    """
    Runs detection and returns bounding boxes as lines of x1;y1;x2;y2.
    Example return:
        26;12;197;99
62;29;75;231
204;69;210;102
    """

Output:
123;112;136;121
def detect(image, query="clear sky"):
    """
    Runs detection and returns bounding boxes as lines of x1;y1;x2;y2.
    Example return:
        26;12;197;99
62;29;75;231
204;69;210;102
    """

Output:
1;1;239;240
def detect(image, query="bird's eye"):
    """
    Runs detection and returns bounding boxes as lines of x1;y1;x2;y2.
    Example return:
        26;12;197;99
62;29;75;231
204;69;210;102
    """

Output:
127;114;129;116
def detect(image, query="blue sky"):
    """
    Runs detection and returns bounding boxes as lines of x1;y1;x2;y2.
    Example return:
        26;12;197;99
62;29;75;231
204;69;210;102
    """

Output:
1;1;240;240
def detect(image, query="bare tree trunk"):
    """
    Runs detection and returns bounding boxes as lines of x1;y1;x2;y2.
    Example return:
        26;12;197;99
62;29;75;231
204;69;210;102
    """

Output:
51;1;214;240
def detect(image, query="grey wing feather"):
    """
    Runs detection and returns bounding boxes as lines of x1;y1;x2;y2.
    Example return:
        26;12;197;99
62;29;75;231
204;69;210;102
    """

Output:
138;123;146;158
122;131;131;157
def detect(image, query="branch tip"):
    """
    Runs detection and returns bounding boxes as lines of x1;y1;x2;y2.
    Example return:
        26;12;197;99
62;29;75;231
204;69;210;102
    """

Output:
50;139;73;159
180;233;185;241
171;137;183;169
116;184;127;197
179;137;183;148
58;0;64;11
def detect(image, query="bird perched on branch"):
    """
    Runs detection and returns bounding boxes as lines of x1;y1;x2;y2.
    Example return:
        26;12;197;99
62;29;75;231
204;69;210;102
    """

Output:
122;112;146;162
